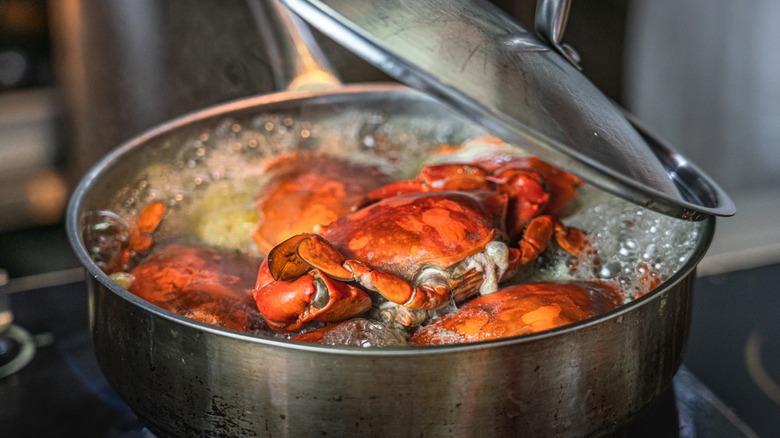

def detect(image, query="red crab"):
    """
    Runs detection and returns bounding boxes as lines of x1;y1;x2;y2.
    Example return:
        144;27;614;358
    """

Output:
410;281;623;345
251;142;589;333
128;243;267;332
364;137;583;241
253;186;585;332
252;152;393;254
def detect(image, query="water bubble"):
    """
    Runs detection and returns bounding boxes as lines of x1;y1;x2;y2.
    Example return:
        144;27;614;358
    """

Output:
548;189;703;301
306;319;407;347
619;238;639;257
598;260;622;279
642;243;656;260
81;210;130;272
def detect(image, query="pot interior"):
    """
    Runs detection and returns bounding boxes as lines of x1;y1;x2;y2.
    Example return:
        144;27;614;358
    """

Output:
68;83;711;347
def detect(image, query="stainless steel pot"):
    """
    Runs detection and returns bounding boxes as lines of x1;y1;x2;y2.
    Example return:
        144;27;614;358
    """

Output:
68;108;711;437
66;1;725;436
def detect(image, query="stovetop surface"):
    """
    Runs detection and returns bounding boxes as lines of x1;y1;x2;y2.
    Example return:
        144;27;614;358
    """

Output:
1;263;777;437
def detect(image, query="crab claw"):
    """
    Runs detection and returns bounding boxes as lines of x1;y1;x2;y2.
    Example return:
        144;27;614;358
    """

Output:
489;168;550;240
553;221;590;258
253;258;372;333
517;215;591;265
492;157;582;216
267;233;452;311
128;201;167;253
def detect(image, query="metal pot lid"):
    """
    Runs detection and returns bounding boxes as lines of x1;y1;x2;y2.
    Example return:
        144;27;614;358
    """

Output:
279;0;735;219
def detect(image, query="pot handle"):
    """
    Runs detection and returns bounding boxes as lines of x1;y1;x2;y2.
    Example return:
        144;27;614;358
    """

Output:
247;0;341;91
534;0;581;69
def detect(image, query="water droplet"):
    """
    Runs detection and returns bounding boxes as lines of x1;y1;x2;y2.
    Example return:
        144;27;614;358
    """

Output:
619;238;639;256
599;260;622;279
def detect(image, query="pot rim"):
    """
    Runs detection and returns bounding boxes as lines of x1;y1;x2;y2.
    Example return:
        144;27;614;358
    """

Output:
66;83;715;357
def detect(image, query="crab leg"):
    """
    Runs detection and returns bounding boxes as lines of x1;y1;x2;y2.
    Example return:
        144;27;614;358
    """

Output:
363;164;492;203
517;215;590;264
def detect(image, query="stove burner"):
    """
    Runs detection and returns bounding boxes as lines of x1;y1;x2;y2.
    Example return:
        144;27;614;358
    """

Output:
745;329;780;407
0;324;36;378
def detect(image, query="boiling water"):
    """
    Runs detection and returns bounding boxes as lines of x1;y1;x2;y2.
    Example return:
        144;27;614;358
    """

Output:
96;108;481;255
82;107;705;343
532;186;702;301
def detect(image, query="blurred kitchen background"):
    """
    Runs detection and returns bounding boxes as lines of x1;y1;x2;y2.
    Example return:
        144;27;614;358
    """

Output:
0;0;778;435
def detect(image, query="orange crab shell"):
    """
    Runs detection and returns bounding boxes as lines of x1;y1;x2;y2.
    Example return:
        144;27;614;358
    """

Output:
128;243;266;333
252;153;393;254
429;136;583;216
410;281;623;345
318;190;509;279
489;156;583;217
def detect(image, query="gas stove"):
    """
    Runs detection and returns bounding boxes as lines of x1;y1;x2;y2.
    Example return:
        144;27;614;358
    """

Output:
1;265;774;437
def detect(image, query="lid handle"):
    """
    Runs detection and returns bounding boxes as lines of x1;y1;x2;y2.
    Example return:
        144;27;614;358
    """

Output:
247;0;341;91
535;0;581;69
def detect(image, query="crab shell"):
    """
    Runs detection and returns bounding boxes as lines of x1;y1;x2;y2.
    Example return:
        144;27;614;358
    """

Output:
409;281;623;345
128;243;266;333
252;153;393;254
426;136;583;217
259;190;523;327
252;191;519;332
321;190;511;282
